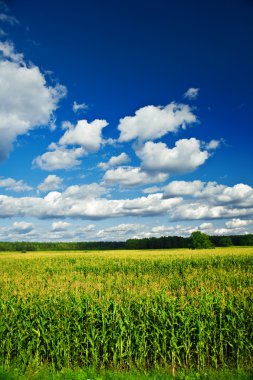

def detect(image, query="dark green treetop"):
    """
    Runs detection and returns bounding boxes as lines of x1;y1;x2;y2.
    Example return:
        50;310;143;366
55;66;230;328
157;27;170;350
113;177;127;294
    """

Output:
189;231;213;249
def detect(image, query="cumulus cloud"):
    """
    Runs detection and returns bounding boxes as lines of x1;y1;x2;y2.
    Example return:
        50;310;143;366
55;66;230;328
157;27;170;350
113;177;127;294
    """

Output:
152;181;253;222
38;175;63;192
59;119;108;152
142;186;161;194
163;180;204;197
133;223;199;239
0;42;66;162
2;217;251;242
0;177;32;192
199;222;214;230
33;144;85;171
163;180;224;199
212;227;234;235
103;139;211;188
150;225;175;234
163;181;253;207
51;221;71;231
103;166;168;187
98;152;130;170
183;88;199;100
0;40;23;63
96;223;144;239
135;222;225;239
0;178;252;225
118;102;197;142
171;203;253;221
62;183;107;200
12;221;34;234
145;220;251;238
137;139;209;174
205;139;222;150
72;101;88;113
0;186;182;219
80;224;96;232
214;184;253;206
225;218;253;229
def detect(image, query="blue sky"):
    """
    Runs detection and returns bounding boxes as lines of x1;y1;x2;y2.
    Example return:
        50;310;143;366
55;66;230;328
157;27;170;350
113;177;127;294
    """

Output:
0;0;253;241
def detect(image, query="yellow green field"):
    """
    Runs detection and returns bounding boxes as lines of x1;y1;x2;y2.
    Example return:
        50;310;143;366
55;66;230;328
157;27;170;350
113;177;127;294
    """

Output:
0;247;253;377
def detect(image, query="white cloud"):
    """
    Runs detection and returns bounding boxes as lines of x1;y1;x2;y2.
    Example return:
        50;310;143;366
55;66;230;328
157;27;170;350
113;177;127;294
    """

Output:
33;145;85;171
134;223;197;239
0;43;66;162
1;217;251;242
12;221;34;234
183;88;199;100
61;121;73;130
213;227;236;235
151;225;175;234
171;182;253;208
163;180;228;200
198;222;214;230
49;223;98;241
225;218;253;229
135;222;230;239
96;223;144;239
214;184;253;206
171;203;253;221
103;166;168;187
0;186;182;219
62;183;107;200
0;179;252;225
163;180;204;197
151;220;251;238
103;139;210;188
72;101;88;113
0;41;23;63
98;152;130;170
0;177;32;192
205;139;222;150
59;119;108;152
163;181;253;220
142;186;161;194
38;175;63;192
137;139;209;174
118;102;197;142
80;224;96;232
51;221;71;231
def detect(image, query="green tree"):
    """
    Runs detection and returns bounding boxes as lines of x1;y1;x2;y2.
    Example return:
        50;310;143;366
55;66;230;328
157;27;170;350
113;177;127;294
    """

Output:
210;235;233;247
189;231;213;249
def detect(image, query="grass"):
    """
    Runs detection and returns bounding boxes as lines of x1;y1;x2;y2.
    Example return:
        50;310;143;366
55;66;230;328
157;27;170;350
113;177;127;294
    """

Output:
1;366;253;380
0;247;253;377
0;366;253;380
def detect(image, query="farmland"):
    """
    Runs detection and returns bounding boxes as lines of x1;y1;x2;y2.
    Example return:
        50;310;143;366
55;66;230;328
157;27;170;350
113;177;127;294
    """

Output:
0;247;253;379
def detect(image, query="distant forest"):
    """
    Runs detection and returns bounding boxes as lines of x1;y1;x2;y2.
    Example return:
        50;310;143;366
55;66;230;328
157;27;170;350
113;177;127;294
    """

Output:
0;234;253;251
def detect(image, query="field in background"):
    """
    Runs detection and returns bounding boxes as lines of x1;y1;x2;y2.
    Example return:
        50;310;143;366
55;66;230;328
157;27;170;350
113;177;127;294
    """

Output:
0;247;253;378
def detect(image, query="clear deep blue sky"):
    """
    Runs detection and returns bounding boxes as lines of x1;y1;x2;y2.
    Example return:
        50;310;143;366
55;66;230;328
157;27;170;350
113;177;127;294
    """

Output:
0;0;252;241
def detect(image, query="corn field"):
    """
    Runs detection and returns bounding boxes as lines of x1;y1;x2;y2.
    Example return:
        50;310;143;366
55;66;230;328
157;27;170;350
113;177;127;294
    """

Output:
0;248;252;373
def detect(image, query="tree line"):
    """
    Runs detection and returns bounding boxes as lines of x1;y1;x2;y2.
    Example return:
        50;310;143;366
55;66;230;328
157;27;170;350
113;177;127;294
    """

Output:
126;233;253;249
0;233;253;251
